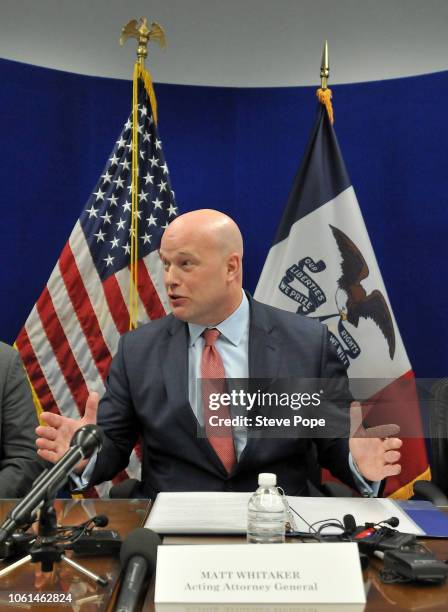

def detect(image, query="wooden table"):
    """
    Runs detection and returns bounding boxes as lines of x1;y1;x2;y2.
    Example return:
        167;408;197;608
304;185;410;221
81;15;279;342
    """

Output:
2;500;448;610
365;537;448;611
153;533;448;612
0;499;151;610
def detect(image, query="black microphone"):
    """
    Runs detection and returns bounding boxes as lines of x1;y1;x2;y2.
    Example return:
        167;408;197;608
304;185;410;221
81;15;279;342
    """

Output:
115;528;161;612
382;516;400;528
92;515;109;528
0;425;104;544
343;514;357;534
364;516;400;529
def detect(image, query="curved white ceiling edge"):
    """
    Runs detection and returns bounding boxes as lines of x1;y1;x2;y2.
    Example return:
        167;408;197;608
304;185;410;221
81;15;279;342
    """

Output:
0;0;447;87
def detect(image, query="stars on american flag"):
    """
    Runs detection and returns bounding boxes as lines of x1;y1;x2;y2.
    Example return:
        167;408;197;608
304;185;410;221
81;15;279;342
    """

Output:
80;83;178;281
93;188;105;201
80;91;178;278
94;229;106;242
120;159;131;171
101;211;112;224
102;170;113;184
114;176;125;189
86;205;98;219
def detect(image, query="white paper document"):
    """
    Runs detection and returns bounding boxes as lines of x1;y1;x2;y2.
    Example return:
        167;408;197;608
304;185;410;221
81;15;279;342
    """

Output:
145;491;423;535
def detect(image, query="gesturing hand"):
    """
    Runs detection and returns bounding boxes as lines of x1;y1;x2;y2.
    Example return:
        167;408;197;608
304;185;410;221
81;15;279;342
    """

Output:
349;401;402;482
36;392;99;474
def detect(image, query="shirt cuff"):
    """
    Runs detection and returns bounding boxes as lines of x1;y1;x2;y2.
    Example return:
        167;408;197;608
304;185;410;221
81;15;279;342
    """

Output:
70;452;98;491
349;452;381;497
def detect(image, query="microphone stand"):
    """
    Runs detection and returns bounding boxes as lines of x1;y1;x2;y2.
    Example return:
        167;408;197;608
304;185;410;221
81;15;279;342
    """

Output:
0;494;108;586
0;425;108;586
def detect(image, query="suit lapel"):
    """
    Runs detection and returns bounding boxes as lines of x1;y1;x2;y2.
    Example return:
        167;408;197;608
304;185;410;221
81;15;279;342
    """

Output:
237;297;282;468
160;317;190;422
248;297;280;380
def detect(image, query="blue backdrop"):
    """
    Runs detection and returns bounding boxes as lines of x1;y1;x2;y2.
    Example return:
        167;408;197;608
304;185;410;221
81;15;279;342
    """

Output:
0;58;446;378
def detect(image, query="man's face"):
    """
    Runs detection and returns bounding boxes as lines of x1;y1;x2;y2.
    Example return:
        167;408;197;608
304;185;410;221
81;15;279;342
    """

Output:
159;229;232;325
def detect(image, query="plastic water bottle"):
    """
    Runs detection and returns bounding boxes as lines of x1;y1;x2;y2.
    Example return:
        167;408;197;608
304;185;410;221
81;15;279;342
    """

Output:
247;473;286;543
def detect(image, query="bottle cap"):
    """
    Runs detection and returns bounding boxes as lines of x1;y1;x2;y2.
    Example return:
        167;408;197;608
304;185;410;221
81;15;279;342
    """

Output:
258;473;277;486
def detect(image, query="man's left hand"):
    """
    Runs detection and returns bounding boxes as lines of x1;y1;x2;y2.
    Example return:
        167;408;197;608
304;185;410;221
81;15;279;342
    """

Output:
349;401;402;482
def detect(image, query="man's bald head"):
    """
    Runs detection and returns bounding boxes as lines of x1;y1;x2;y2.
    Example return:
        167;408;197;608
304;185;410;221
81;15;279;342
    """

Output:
159;209;244;325
164;209;243;258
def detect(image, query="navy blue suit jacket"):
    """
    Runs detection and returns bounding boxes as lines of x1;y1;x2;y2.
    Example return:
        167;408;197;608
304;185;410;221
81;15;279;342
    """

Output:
91;296;355;498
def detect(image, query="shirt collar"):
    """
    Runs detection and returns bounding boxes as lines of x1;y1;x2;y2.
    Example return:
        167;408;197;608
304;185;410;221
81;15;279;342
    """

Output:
188;291;249;347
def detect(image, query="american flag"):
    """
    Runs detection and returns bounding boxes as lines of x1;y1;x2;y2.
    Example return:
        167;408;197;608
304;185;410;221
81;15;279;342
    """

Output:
15;73;176;496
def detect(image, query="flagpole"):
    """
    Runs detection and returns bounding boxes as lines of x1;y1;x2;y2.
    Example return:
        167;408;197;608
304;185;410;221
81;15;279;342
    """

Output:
120;18;166;329
320;40;329;90
317;40;334;124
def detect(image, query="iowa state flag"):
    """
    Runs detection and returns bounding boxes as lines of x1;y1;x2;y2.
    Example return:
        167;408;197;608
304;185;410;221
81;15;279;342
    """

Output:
255;96;429;498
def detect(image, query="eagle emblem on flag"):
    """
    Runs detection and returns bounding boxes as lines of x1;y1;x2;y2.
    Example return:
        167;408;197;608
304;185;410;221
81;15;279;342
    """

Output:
330;225;396;359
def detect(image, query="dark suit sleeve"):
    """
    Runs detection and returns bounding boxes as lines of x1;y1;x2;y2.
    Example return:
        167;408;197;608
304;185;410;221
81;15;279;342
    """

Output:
89;335;140;486
313;326;357;489
0;350;43;498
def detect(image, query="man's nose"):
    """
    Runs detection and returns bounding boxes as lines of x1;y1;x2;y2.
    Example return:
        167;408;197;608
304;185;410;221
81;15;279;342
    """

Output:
165;267;179;288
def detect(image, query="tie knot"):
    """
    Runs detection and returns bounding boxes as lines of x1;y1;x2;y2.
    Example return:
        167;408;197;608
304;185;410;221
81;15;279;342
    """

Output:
203;328;220;347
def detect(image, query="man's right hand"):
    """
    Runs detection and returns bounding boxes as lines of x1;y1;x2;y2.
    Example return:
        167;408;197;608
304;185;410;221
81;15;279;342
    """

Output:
36;392;99;474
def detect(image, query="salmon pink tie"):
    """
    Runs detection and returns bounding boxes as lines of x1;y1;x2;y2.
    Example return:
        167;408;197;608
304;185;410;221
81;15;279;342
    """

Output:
201;328;236;473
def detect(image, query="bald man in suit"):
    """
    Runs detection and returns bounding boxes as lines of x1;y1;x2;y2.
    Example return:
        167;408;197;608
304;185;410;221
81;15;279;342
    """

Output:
36;210;402;497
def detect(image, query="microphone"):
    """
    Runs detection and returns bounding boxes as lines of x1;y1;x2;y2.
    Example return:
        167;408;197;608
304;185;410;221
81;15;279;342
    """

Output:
0;425;104;544
92;515;109;528
364;516;400;529
115;528;161;612
382;516;400;528
343;514;357;534
343;514;400;534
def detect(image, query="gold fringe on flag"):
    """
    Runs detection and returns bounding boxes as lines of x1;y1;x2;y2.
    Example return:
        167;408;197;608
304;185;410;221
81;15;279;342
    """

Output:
135;63;158;124
316;87;334;124
13;342;44;420
388;466;432;500
128;63;159;330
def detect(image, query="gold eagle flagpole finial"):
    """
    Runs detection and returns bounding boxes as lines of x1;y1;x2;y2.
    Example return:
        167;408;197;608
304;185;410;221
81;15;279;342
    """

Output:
317;40;334;124
120;17;166;67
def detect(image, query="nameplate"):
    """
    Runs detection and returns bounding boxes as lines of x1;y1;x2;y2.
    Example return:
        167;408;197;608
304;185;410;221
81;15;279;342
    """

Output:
154;543;366;603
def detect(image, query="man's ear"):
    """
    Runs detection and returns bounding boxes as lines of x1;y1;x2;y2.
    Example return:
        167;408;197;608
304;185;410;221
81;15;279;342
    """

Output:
226;253;241;281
